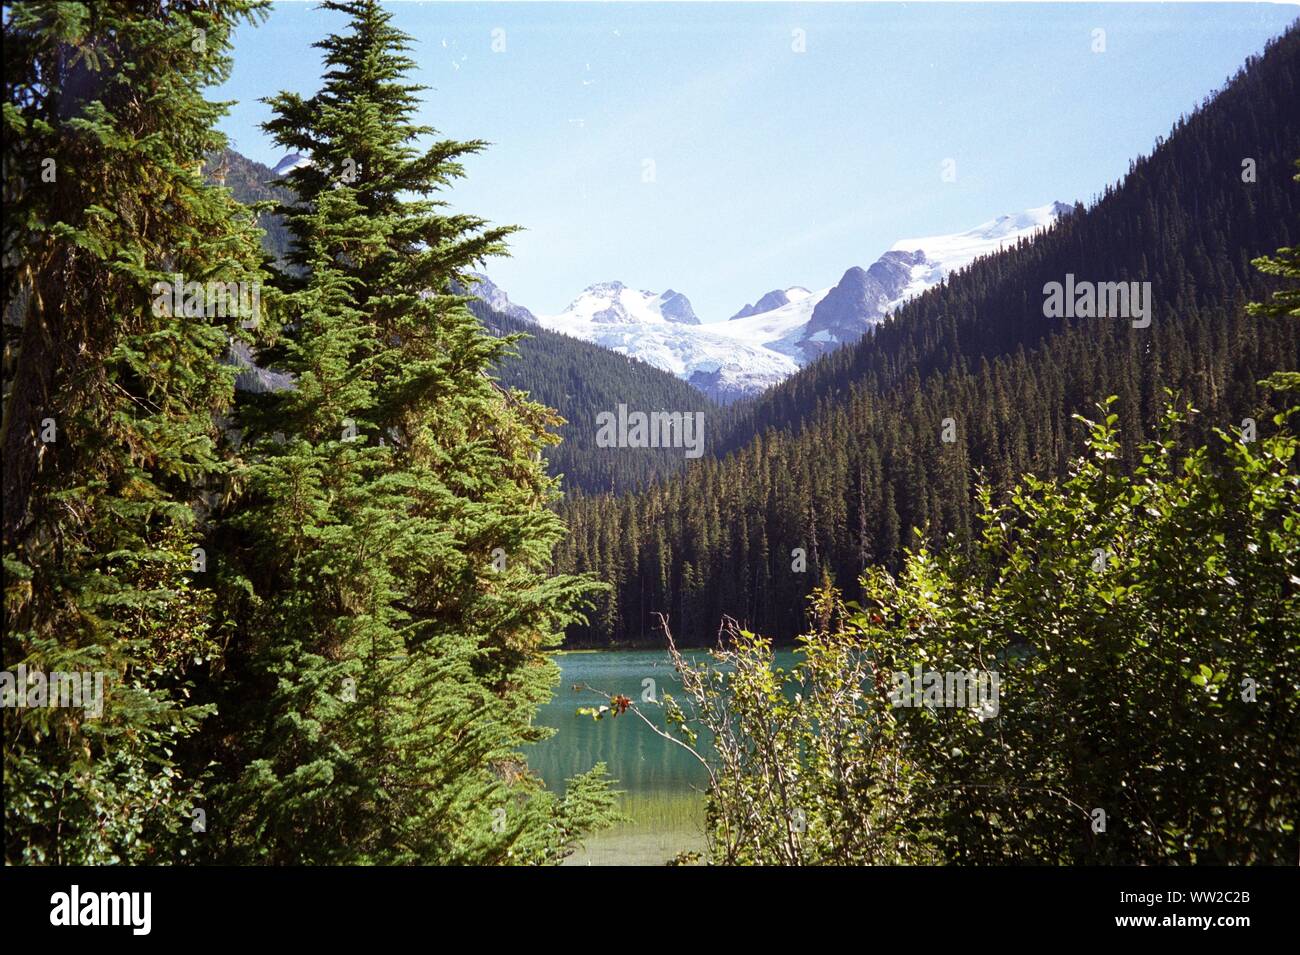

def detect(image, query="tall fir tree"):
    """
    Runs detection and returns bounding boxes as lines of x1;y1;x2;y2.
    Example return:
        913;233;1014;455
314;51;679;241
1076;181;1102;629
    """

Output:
3;0;271;863
201;0;615;864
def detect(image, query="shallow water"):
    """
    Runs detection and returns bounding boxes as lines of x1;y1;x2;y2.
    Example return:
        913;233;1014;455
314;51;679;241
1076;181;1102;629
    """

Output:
531;648;798;865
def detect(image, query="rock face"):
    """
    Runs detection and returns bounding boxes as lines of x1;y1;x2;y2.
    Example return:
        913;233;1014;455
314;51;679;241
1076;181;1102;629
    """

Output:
798;251;925;359
656;289;700;325
729;287;811;321
229;340;293;394
453;271;537;324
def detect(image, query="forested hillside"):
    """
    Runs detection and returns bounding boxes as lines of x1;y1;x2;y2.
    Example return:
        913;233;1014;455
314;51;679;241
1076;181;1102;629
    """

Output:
5;0;1296;873
480;306;715;494
557;26;1300;646
709;30;1299;457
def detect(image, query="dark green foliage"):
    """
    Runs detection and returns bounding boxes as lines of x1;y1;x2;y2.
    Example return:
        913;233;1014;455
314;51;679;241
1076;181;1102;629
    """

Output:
4;0;616;866
1249;158;1300;393
2;0;271;863
641;391;1298;864
195;0;615;864
878;396;1300;864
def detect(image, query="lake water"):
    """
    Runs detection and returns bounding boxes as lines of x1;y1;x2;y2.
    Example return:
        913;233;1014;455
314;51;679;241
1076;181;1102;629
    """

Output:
530;647;798;866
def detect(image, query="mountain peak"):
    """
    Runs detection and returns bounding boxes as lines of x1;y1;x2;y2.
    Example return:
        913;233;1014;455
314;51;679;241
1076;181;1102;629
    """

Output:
729;286;813;321
583;280;627;296
656;289;700;325
538;200;1070;397
271;152;312;178
559;283;702;324
453;271;536;324
557;283;699;326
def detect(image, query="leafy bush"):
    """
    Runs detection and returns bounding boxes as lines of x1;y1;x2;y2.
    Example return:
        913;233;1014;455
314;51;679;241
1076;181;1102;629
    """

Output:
635;391;1298;864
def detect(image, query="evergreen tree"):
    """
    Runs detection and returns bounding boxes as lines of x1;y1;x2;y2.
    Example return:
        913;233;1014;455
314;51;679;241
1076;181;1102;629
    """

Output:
2;0;270;863
201;0;615;863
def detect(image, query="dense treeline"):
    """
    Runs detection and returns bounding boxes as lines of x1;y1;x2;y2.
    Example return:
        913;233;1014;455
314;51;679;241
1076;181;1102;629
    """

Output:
558;25;1300;646
3;0;615;865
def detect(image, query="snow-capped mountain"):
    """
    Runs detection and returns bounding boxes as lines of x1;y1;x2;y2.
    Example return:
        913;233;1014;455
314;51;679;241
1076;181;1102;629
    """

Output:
887;201;1072;303
710;287;829;363
465;202;1069;402
538;283;792;402
271;152;312;178
796;201;1072;361
533;280;828;403
729;287;813;321
549;282;700;326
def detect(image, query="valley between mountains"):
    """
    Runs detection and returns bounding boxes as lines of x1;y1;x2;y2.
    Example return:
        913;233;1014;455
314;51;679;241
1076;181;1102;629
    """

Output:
462;201;1073;402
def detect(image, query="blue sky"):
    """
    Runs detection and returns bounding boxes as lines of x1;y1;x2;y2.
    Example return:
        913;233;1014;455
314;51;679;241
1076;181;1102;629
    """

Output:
215;2;1298;321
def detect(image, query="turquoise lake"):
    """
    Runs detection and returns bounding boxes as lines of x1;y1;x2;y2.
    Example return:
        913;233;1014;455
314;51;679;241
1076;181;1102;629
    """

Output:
530;647;799;865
